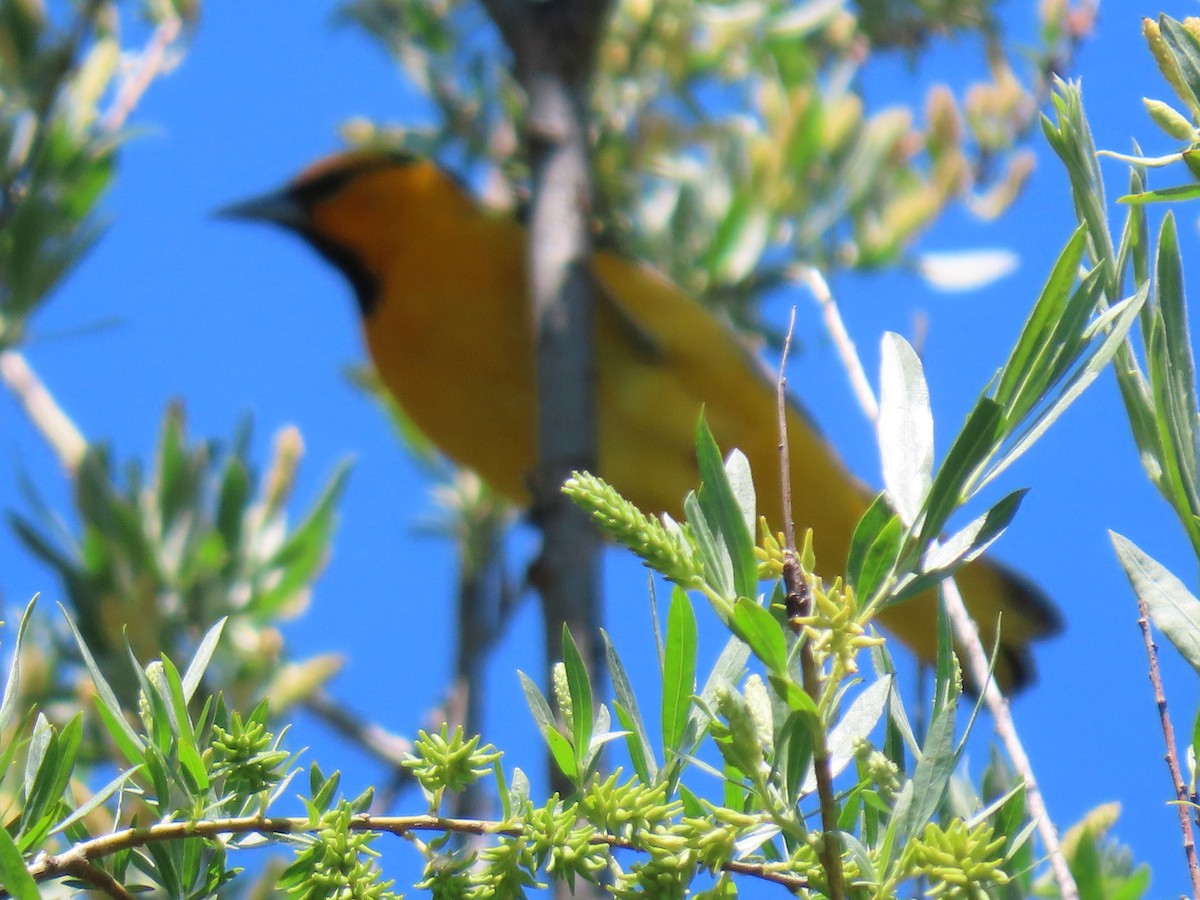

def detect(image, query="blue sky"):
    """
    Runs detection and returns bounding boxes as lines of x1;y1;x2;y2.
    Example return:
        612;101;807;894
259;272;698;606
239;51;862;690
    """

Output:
2;1;1198;893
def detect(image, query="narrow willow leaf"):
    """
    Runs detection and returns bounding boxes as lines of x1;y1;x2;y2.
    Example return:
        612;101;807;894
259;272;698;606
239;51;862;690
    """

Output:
561;626;593;758
684;491;733;601
767;675;819;717
695;416;758;601
915;491;1028;585
21;715;53;824
690;634;751;750
614;704;652;785
847;493;895;591
1112;532;1200;671
995;226;1088;414
159;656;194;745
518;671;577;780
709;194;771;283
254;463;351;617
894;690;959;845
859;513;905;606
519;671;557;739
1042;80;1117;291
775;711;814;803
919;398;1005;547
0;819;38;900
1119;183;1200;204
181;617;226;703
1150;214;1200;520
933;596;958;714
604;632;657;783
725;449;756;536
662;588;697;753
0;599;37;732
802;677;892;794
49;766;142;837
60;606;143;755
732;597;788;675
980;286;1149;490
878;333;933;526
1115;163;1150;290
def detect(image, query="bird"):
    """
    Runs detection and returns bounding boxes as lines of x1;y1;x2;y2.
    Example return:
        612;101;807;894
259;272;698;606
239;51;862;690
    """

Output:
222;150;1061;692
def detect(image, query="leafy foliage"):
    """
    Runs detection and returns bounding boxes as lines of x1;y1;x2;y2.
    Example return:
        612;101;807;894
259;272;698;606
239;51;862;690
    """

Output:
2;1;1197;899
11;406;349;715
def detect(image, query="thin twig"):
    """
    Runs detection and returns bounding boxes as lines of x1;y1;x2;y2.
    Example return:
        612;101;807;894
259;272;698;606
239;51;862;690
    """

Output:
19;813;811;894
802;267;1079;900
0;350;87;473
797;267;879;422
100;14;183;135
776;306;846;900
1135;594;1200;896
939;577;1077;900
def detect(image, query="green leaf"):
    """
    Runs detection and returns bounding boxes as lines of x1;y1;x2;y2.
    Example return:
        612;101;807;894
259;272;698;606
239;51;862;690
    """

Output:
684;491;733;602
20;715;81;852
0;815;39;900
775;711;814;804
893;689;959;845
1070;828;1103;900
561;626;593;759
994;226;1088;417
0;598;37;732
695;415;758;601
982;285;1149;491
801;678;891;794
847;493;895;592
50;765;142;837
688;634;751;764
896;491;1027;603
310;767;340;814
518;671;577;781
1119;182;1200;204
767;675;818;717
878;333;933;527
859;512;905;606
215;456;250;554
723;449;757;537
662;588;697;753
1112;532;1200;671
933;596;957;714
1146;214;1200;533
919;398;1005;547
731;597;788;675
60;606;143;756
604;632;657;783
181;617;226;704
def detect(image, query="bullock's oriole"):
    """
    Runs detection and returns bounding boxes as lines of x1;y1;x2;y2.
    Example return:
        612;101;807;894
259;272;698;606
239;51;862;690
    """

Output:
224;151;1060;691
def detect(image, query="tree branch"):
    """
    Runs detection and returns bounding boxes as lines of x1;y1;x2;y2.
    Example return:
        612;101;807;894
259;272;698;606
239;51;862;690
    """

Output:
20;813;811;895
0;350;87;473
478;0;614;810
1135;592;1200;896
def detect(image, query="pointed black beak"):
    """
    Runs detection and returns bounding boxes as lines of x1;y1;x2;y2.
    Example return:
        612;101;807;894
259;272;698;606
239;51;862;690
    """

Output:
215;187;306;230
